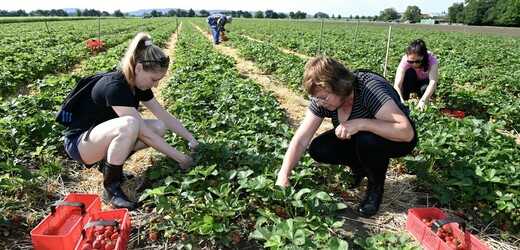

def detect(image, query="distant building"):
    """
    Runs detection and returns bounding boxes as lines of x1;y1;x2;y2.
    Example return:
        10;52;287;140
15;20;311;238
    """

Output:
420;19;439;25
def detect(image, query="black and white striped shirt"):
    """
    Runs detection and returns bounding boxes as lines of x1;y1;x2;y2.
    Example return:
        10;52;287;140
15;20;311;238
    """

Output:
309;70;409;128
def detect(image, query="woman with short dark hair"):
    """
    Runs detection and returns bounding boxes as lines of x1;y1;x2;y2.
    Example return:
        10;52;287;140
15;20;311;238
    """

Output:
276;56;418;217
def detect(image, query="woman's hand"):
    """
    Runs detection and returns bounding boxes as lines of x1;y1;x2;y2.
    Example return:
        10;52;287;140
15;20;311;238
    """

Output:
179;154;193;169
275;175;291;187
335;120;360;140
417;100;427;111
188;139;199;151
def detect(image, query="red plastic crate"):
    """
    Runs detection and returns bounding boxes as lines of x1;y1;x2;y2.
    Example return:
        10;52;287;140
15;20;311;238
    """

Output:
439;108;465;119
406;207;489;250
31;193;101;250
74;209;131;250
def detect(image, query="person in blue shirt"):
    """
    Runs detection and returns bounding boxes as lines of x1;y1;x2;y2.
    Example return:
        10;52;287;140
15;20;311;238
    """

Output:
207;13;232;44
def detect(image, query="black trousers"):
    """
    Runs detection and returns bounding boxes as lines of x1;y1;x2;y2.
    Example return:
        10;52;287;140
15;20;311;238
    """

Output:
308;120;418;184
402;68;430;100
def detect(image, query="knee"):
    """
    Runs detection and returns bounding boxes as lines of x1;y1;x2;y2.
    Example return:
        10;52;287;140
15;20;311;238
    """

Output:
308;139;327;162
117;116;140;139
404;68;416;80
355;132;381;152
151;120;167;137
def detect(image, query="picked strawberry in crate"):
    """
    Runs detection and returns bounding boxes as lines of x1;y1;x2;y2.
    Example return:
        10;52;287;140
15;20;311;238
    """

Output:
75;208;131;250
406;207;489;250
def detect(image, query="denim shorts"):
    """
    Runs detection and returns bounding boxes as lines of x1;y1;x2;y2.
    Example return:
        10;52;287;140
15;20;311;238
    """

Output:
64;133;86;165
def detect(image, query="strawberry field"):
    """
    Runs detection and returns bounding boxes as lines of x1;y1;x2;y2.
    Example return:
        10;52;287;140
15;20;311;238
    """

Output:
0;17;519;249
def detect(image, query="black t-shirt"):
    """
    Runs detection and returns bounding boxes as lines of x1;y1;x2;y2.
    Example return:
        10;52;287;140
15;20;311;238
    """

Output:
65;71;154;139
309;70;409;128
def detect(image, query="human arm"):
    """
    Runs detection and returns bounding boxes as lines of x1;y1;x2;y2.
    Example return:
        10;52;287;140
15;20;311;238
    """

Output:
417;63;439;110
112;105;193;169
143;97;198;149
393;65;406;103
335;100;414;142
275;110;323;187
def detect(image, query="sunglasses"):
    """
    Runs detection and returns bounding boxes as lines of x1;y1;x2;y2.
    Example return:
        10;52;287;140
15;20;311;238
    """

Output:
406;57;423;65
311;94;330;103
139;56;170;67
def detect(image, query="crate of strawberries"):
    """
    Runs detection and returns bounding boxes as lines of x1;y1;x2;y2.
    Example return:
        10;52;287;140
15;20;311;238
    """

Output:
74;208;131;250
405;207;489;250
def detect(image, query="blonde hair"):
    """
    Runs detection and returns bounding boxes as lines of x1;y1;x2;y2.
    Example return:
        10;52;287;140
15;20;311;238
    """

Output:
302;56;355;98
119;32;169;87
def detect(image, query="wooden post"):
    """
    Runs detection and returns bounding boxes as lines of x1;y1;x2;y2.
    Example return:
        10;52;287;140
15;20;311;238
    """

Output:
97;18;101;50
318;18;324;55
44;21;52;44
176;18;179;39
383;25;392;78
352;20;360;51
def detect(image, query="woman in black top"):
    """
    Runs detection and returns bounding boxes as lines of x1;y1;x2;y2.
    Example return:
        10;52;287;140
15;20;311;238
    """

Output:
275;56;417;217
63;32;198;210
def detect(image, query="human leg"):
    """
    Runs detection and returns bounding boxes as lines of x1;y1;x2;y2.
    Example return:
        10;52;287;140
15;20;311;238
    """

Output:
308;129;367;189
354;130;417;217
77;116;139;209
416;79;430;99
402;68;418;100
96;119;166;180
211;27;220;44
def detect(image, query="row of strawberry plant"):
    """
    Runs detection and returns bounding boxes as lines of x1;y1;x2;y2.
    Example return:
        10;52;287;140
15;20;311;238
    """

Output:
136;21;356;249
0;18;176;96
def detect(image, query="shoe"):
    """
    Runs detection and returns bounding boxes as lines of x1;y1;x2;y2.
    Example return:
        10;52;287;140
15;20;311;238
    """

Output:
97;153;136;181
102;162;136;210
357;182;384;217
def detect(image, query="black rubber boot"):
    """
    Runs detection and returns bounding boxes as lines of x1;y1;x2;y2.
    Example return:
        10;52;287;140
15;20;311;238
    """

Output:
347;166;367;189
357;181;384;218
97;153;135;181
102;162;136;210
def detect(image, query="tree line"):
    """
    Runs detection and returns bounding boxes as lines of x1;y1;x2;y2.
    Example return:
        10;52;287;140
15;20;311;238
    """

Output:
447;0;519;27
0;8;307;19
2;1;519;27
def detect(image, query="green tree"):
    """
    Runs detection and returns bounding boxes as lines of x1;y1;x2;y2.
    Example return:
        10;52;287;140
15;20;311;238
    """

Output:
166;9;176;17
497;0;520;26
314;12;329;18
188;8;195;17
242;11;252;18
113;9;124;17
265;9;275;18
254;11;264;18
403;5;422;22
447;2;464;23
198;9;209;17
379;8;398;21
461;0;490;25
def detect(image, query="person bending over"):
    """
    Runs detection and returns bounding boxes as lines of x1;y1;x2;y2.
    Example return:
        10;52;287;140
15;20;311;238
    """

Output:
393;39;439;111
275;56;418;217
63;32;199;210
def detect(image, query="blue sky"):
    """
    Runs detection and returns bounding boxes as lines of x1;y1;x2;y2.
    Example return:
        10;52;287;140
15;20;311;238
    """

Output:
3;0;463;16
